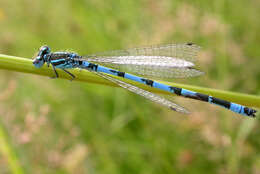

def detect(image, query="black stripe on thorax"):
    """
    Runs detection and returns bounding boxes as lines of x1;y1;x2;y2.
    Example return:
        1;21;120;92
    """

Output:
51;60;66;66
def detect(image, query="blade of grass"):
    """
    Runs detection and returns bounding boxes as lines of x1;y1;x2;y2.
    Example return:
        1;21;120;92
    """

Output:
0;54;259;108
227;119;257;173
0;119;25;174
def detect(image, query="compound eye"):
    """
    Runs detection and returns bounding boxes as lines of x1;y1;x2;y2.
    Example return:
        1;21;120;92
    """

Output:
38;46;51;56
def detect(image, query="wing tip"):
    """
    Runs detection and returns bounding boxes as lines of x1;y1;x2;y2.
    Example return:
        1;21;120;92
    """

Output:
194;69;205;77
186;42;194;46
170;106;190;114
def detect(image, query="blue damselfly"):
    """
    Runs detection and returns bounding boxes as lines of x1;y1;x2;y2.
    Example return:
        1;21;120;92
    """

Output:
33;43;257;117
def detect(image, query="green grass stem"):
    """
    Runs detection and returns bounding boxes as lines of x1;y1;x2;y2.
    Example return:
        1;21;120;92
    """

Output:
0;54;259;108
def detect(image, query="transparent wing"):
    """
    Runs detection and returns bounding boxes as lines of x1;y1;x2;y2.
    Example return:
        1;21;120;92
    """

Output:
88;43;200;62
83;43;202;79
94;72;189;114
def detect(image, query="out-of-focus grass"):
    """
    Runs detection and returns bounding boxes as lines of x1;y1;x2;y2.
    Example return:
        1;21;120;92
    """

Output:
0;0;260;174
0;120;25;174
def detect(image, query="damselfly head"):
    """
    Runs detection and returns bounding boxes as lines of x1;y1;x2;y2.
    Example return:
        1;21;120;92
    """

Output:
33;46;51;68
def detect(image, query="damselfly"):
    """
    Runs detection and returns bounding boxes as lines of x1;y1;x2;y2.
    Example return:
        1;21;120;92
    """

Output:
32;43;257;117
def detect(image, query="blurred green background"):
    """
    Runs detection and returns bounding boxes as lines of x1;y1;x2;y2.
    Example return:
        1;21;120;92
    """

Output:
0;0;260;173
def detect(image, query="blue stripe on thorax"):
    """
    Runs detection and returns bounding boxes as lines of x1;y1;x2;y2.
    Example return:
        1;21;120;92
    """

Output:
51;59;66;63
